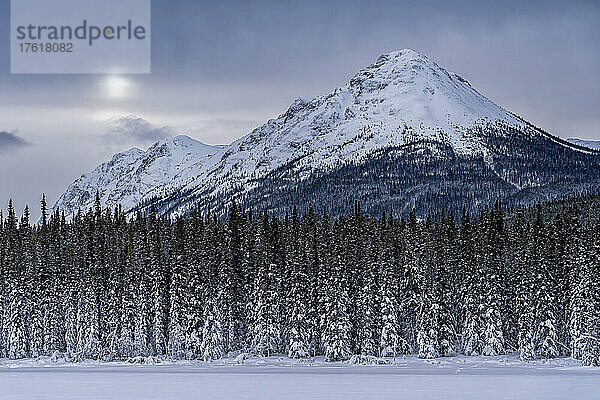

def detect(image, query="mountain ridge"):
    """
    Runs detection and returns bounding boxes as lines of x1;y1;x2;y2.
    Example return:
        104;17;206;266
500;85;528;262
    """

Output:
52;49;600;218
53;135;224;216
566;137;600;151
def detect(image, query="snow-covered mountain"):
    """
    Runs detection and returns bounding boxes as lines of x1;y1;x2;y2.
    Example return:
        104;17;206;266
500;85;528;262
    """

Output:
53;49;600;218
53;135;224;216
567;138;600;151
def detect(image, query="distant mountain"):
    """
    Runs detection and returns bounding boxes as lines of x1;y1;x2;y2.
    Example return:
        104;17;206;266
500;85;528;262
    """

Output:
53;49;600;218
53;135;224;216
567;138;600;151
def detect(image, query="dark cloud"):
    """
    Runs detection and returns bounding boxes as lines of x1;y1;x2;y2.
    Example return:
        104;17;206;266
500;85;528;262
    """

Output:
101;115;175;146
0;131;30;154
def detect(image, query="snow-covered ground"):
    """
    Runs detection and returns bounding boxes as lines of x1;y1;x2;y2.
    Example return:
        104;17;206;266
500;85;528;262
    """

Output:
2;354;599;400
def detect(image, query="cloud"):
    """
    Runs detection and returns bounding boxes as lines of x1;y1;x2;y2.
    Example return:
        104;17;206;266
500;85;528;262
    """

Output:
0;131;31;154
101;115;175;147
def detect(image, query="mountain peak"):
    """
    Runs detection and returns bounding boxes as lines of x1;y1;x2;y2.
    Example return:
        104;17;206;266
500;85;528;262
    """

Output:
351;49;457;88
170;134;200;147
372;48;429;65
55;49;582;219
345;49;520;141
361;49;439;77
349;49;452;94
147;134;221;154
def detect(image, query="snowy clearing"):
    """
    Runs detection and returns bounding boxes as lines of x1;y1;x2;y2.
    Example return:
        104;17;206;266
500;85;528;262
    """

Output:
2;354;600;400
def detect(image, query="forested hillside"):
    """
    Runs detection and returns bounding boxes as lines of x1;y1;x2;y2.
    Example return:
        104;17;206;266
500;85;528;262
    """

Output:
2;194;600;365
226;122;600;218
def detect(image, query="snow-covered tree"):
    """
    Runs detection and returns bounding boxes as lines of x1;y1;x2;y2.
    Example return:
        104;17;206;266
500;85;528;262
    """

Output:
250;214;281;356
379;236;408;357
479;207;505;356
356;232;379;356
199;294;226;362
167;218;188;359
286;210;310;358
573;216;600;366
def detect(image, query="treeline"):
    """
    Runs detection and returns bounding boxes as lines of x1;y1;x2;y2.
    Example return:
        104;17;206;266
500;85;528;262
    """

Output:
1;194;600;366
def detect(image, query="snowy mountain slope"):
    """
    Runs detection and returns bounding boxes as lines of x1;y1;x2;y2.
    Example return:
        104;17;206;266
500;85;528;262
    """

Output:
53;49;600;218
183;49;522;179
53;135;224;216
567;138;600;150
145;50;527;214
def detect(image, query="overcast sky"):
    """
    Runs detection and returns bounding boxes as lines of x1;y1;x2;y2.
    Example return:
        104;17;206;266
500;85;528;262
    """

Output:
0;0;598;220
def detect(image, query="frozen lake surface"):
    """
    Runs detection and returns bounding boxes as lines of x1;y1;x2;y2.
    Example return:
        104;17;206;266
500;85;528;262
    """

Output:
2;354;599;400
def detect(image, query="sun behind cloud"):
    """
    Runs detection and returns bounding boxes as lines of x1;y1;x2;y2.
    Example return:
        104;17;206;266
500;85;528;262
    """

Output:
102;76;132;99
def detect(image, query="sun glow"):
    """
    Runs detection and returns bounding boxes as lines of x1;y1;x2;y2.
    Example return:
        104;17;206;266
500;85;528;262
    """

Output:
103;76;132;99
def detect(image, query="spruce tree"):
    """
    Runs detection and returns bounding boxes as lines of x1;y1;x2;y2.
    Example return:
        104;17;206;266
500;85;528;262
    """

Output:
250;214;281;356
356;224;379;356
199;294;226;361
167;217;188;358
459;212;483;355
479;207;505;356
222;202;247;353
5;204;28;359
576;217;600;366
287;209;310;358
532;206;559;359
322;219;352;362
379;232;408;357
567;206;586;360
